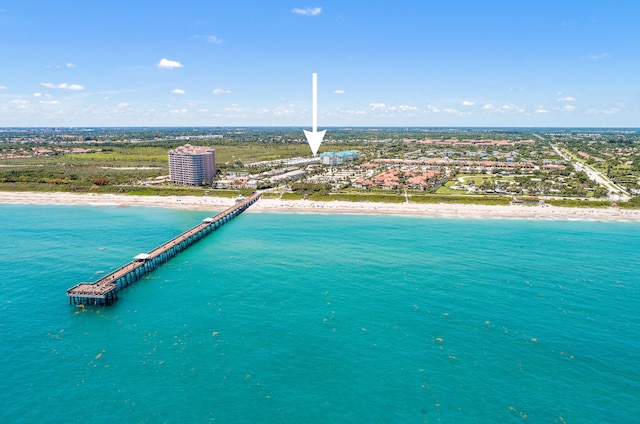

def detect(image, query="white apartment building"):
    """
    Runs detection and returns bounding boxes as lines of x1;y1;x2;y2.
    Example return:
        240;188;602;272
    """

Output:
320;150;359;166
168;144;217;186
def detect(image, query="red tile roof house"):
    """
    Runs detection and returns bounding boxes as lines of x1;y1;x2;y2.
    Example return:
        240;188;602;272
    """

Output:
353;178;375;189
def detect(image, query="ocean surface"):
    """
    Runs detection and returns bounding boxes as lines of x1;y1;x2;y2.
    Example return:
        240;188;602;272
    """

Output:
1;203;639;423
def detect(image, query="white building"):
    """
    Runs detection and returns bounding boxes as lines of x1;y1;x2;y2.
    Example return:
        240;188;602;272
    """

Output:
320;150;359;166
168;144;216;186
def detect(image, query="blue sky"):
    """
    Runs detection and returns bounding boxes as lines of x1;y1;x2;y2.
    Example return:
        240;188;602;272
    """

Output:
1;1;638;127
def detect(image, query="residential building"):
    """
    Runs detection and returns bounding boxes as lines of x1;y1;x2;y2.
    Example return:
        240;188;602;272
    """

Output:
168;144;216;186
320;150;359;166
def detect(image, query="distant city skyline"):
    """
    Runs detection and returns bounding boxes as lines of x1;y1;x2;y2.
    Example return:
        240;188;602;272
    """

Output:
1;1;638;127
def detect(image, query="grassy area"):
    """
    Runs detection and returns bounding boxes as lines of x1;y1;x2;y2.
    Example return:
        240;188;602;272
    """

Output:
457;174;493;185
618;200;640;210
435;182;467;195
260;192;282;199
2;141;312;166
0;182;255;198
545;199;612;208
212;143;313;164
61;149;168;164
0;182;205;196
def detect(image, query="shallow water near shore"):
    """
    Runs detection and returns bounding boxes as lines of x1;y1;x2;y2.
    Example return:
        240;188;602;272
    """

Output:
1;203;639;423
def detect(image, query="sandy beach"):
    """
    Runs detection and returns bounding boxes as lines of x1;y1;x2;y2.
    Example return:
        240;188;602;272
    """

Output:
1;191;639;221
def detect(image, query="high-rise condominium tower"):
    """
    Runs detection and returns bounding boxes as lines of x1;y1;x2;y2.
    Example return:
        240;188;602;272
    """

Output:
168;144;216;186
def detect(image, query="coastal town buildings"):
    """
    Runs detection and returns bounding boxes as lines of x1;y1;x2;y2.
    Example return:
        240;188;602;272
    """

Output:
168;144;216;186
355;168;441;190
1;128;637;201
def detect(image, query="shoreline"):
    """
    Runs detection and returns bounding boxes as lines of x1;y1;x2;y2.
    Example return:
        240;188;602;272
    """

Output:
1;191;639;222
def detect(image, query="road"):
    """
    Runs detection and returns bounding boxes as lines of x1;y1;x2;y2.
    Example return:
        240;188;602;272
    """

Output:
552;144;630;201
532;133;545;141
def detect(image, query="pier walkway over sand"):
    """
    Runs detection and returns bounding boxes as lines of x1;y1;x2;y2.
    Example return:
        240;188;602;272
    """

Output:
67;192;261;306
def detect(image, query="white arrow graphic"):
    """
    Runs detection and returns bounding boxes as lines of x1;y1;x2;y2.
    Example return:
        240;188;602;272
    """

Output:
303;72;326;156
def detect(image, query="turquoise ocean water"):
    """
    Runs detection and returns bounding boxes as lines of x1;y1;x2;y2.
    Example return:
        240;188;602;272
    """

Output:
1;203;639;423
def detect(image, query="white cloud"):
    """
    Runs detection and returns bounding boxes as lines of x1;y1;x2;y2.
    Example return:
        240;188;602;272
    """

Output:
398;105;418;111
585;107;620;115
334;89;345;95
481;103;525;114
443;108;460;114
213;88;231;95
367;103;406;112
293;7;322;16
462;100;475;106
40;100;60;105
40;82;84;90
170;108;188;114
557;96;576;102
500;104;517;111
66;62;75;68
224;104;243;112
33;92;42;97
0;85;6;90
425;105;440;113
584;52;610;60
117;103;130;108
534;106;549;114
500;104;525;113
330;107;366;117
195;35;223;44
563;104;576;111
273;107;295;117
171;88;186;95
10;99;29;109
157;58;183;69
369;103;387;110
342;109;366;115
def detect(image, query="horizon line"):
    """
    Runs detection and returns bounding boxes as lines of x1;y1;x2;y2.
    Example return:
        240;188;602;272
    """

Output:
1;125;639;130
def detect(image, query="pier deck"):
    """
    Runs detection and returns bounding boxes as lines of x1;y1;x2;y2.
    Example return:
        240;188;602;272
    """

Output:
67;192;261;305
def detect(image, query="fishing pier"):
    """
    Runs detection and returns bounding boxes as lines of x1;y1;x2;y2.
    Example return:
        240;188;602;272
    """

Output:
67;192;261;306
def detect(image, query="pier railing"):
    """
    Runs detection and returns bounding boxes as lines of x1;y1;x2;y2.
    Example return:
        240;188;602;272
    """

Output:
67;192;261;305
